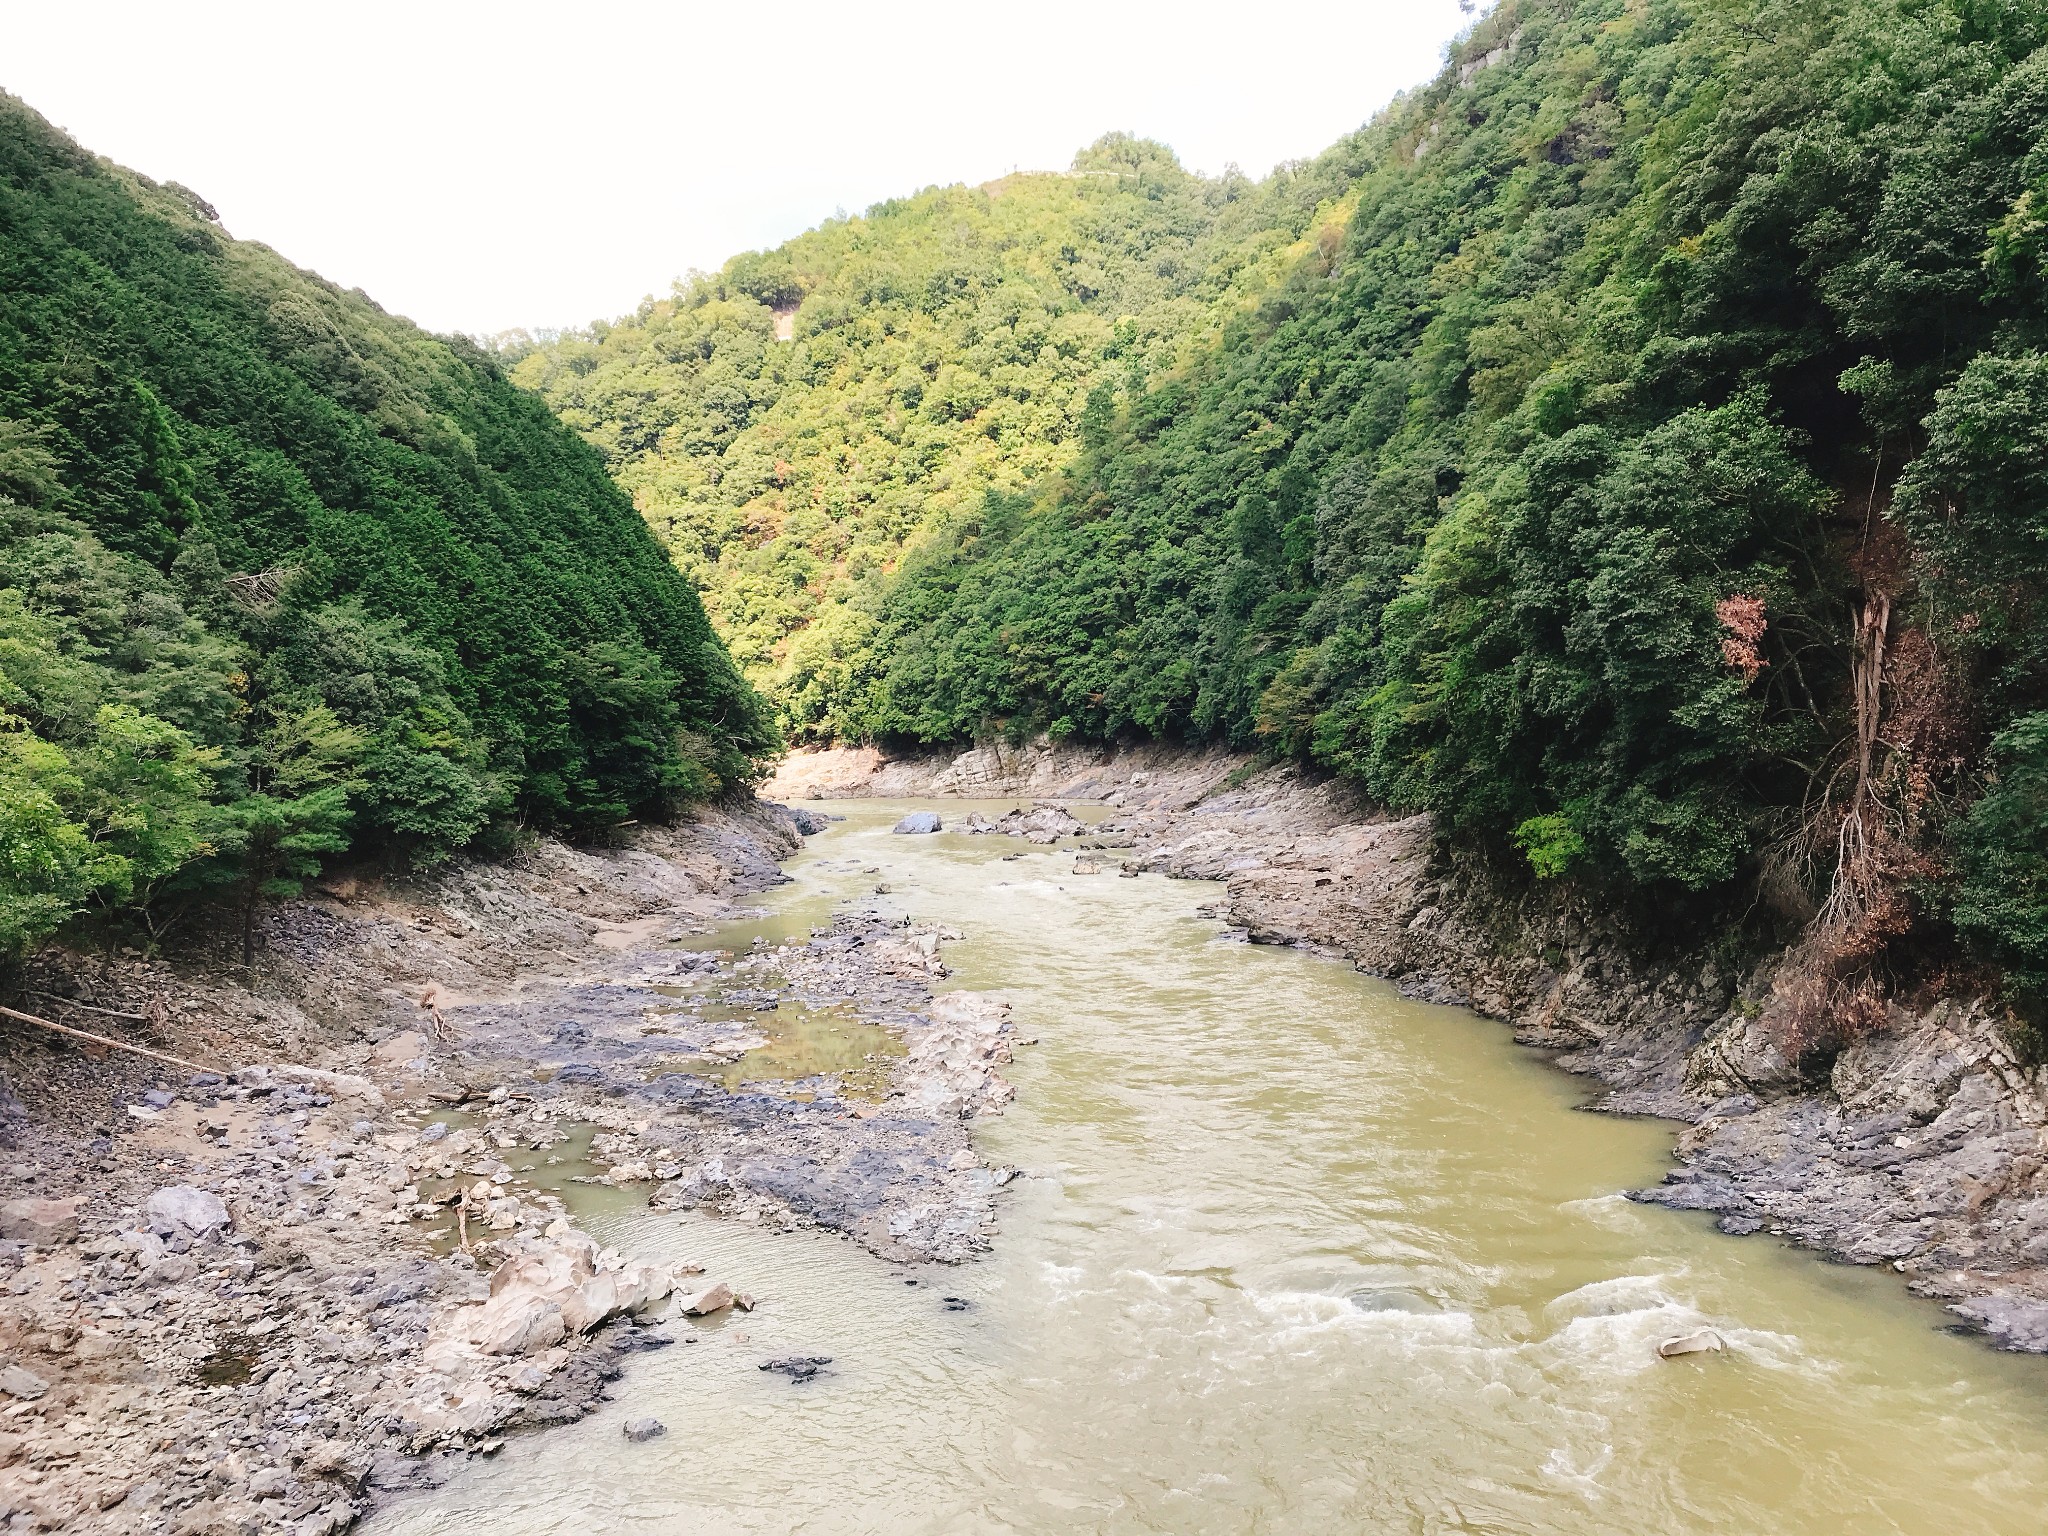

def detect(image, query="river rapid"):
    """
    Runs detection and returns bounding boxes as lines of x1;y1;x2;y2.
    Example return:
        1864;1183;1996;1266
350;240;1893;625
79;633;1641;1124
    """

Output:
371;801;2048;1534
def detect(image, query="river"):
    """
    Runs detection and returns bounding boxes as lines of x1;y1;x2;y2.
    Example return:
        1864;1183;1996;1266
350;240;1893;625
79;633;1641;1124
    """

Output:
371;800;2048;1534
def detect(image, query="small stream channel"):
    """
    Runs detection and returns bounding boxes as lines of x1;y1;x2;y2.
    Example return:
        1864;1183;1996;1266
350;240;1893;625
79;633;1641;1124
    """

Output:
371;801;2048;1534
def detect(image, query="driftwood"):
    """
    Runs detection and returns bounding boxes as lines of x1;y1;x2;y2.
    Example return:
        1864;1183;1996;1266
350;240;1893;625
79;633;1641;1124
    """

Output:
0;1003;210;1074
26;991;150;1023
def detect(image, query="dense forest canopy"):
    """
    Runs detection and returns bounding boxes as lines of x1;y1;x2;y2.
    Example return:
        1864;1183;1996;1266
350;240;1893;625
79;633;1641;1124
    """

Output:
0;92;772;959
528;0;2048;1040
501;132;1382;715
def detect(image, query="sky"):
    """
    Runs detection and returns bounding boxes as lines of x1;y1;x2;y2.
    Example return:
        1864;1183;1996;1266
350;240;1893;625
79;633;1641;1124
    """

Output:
3;0;1475;339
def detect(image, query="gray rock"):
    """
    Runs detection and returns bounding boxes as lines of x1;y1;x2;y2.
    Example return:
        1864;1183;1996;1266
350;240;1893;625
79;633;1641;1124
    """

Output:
246;1466;289;1498
0;1196;82;1246
759;1355;832;1381
118;1229;167;1266
622;1416;666;1442
142;1184;232;1240
296;1503;354;1536
0;1365;48;1400
994;802;1085;842
1950;1294;2048;1352
1656;1327;1725;1358
892;812;943;834
677;1282;733;1316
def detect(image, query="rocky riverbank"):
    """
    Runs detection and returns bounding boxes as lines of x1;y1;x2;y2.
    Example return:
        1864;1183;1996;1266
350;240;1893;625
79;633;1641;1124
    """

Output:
768;740;2048;1354
0;797;1019;1533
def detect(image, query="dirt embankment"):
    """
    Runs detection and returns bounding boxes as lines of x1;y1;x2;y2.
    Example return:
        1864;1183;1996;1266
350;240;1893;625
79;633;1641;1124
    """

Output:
0;796;1019;1534
769;740;2048;1353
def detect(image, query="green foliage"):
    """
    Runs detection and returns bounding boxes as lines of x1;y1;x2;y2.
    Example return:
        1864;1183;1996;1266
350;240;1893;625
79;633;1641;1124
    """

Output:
1894;349;2048;695
1512;815;1586;881
0;725;116;958
508;133;1373;727
66;703;220;901
1911;343;2048;1025
258;601;495;855
0;92;773;959
1352;396;1832;890
0;589;218;949
216;704;364;963
1953;713;2048;1023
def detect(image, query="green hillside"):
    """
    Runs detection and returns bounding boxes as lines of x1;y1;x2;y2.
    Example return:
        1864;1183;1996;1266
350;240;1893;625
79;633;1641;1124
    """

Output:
530;0;2048;1039
503;131;1379;717
0;92;772;958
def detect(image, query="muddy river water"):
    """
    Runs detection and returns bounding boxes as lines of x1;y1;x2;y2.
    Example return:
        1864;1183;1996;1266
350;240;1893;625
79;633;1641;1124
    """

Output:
373;801;2048;1534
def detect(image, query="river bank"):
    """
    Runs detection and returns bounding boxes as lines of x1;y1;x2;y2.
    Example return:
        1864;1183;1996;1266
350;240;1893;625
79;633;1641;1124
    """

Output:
767;740;2048;1353
369;790;2048;1536
0;797;1017;1533
11;740;2048;1533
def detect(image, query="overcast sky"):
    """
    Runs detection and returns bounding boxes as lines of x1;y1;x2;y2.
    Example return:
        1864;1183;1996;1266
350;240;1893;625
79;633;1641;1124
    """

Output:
5;1;1474;339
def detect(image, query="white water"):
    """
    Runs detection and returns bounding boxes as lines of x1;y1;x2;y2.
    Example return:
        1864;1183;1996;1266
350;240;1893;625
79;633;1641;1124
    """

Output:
371;802;2048;1534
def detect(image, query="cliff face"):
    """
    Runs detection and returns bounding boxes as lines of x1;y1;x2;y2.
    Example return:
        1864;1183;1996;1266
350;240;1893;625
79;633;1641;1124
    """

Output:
767;741;2048;1352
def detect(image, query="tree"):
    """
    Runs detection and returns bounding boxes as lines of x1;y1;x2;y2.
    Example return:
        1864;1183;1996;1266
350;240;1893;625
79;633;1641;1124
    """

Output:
216;705;362;966
0;726;117;959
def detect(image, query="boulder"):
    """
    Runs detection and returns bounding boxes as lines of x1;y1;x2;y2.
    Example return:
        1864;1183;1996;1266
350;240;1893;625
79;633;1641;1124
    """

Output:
468;1232;685;1354
469;1296;566;1357
759;1355;831;1381
875;931;949;978
622;1417;665;1442
245;1467;289;1499
0;1196;83;1246
904;992;1016;1120
483;1196;523;1231
144;1255;200;1285
994;802;1085;843
1656;1328;1725;1359
0;1365;49;1400
142;1185;232;1241
677;1282;734;1316
668;1156;729;1205
1950;1294;2048;1352
892;811;942;834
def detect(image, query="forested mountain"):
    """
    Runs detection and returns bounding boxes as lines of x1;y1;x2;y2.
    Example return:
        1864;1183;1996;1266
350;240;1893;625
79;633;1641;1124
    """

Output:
529;0;2048;1042
501;133;1377;708
0;93;772;959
